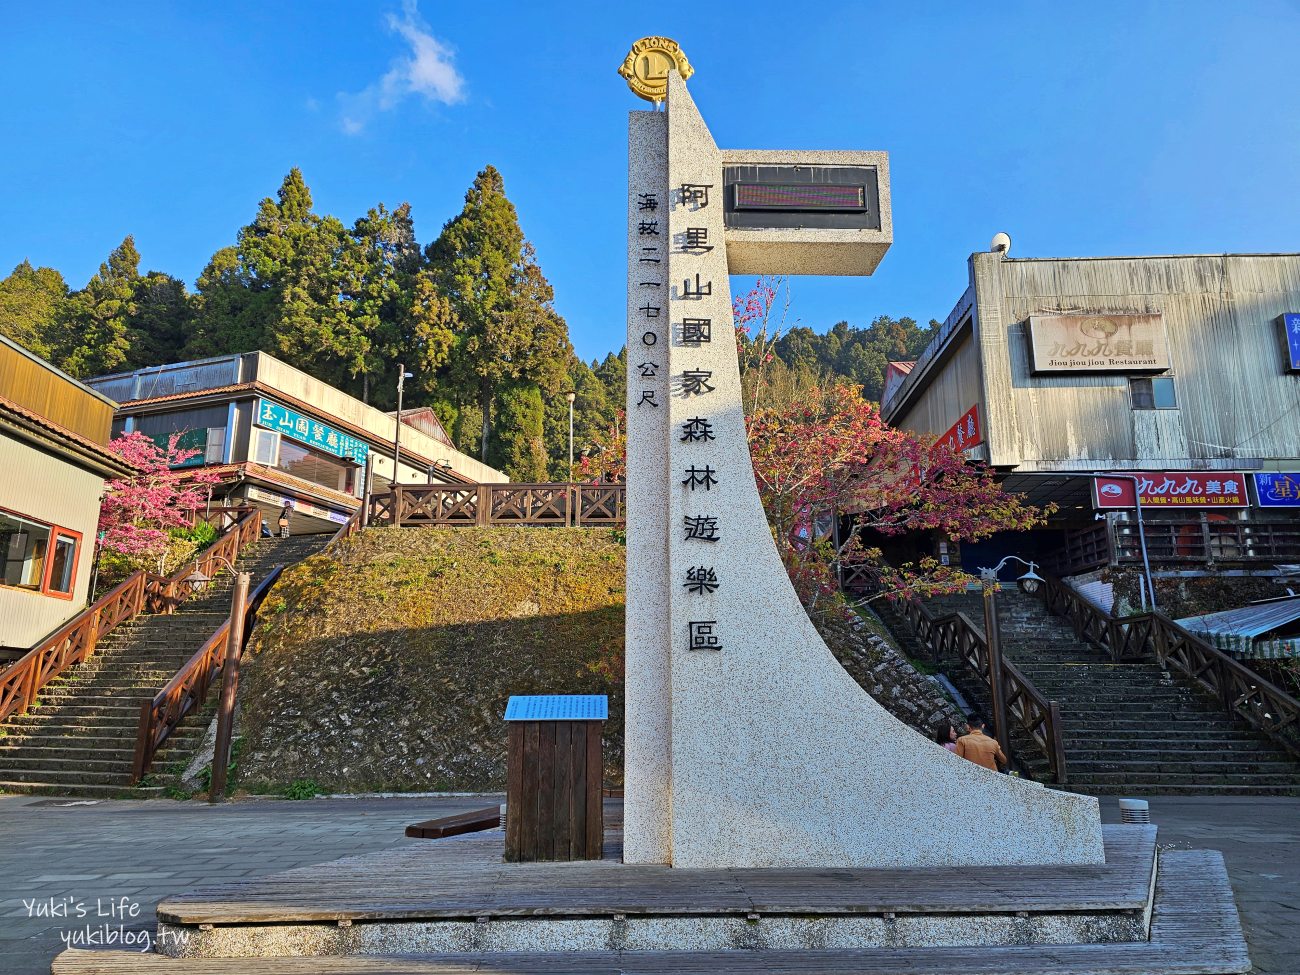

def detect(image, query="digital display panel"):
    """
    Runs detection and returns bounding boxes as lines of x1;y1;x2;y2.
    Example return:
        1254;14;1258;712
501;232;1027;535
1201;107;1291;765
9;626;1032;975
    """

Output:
732;183;867;213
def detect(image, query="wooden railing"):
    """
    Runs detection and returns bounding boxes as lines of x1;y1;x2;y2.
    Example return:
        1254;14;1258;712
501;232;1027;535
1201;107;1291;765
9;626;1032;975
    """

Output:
0;509;262;727
324;503;366;553
895;595;1068;784
1042;523;1112;576
1041;573;1300;757
130;566;284;783
370;483;626;529
1114;517;1300;564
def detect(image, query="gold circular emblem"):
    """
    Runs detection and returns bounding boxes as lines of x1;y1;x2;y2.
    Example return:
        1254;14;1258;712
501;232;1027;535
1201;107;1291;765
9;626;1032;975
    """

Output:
618;37;693;103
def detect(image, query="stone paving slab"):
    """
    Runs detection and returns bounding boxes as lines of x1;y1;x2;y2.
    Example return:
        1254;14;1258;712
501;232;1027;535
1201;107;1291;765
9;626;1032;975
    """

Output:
0;793;1293;975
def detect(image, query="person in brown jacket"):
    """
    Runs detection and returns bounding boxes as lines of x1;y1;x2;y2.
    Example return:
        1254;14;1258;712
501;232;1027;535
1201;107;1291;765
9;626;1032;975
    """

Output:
955;714;1008;772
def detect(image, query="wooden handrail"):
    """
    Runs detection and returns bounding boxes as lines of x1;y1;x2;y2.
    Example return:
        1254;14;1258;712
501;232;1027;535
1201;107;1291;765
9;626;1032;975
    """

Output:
131;565;285;783
893;597;1069;784
323;502;366;553
0;508;262;729
1041;573;1300;758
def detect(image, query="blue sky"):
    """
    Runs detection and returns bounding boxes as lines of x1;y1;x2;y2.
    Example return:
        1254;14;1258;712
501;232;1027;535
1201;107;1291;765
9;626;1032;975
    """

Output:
3;1;1299;362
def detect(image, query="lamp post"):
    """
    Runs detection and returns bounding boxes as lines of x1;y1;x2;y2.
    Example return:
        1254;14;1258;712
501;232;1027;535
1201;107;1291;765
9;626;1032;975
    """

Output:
976;555;1044;761
392;365;413;487
183;556;251;803
565;391;577;481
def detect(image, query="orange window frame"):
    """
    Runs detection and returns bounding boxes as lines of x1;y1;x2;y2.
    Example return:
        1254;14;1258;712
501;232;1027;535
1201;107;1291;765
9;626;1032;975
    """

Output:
0;505;81;601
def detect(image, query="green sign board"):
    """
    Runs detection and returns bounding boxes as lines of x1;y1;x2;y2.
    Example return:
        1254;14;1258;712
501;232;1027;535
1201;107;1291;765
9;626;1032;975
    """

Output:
254;399;369;462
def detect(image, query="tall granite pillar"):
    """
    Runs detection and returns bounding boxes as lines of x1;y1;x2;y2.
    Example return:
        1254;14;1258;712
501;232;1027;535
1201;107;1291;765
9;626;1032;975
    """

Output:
624;70;1105;869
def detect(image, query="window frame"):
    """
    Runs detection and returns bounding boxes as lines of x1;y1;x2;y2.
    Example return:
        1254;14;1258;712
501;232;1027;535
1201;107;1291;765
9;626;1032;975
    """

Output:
1129;375;1178;411
0;505;81;601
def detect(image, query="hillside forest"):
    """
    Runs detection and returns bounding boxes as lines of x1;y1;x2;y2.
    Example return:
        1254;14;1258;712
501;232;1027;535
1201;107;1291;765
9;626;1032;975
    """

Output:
0;167;938;480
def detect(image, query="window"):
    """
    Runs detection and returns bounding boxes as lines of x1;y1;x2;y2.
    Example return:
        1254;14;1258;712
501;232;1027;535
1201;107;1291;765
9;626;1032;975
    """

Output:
252;429;280;466
49;534;76;594
1130;376;1177;410
0;511;79;598
276;440;356;494
204;426;226;464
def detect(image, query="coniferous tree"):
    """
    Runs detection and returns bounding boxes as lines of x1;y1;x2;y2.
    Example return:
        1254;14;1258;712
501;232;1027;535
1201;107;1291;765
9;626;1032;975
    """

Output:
57;236;141;377
491;383;548;482
0;260;68;359
427;166;571;463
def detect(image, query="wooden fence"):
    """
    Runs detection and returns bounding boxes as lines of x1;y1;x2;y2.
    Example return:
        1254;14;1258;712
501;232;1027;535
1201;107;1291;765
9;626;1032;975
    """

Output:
368;483;626;529
130;566;283;783
0;509;262;727
1042;573;1300;758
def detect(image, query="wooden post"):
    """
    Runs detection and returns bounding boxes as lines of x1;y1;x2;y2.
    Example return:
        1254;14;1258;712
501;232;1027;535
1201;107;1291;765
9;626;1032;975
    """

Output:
982;581;1011;761
208;571;250;803
477;485;491;526
393;486;404;529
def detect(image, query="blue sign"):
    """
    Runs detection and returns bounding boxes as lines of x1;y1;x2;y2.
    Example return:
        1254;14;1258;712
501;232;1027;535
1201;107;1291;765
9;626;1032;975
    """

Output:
1284;313;1300;371
1253;473;1300;508
255;398;369;463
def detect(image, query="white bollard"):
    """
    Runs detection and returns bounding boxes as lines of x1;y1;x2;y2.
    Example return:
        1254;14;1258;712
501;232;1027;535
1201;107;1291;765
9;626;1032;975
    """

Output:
1118;798;1150;824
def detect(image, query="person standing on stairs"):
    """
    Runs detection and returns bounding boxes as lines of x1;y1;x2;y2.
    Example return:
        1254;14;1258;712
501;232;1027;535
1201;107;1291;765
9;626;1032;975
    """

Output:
935;723;959;753
955;714;1007;772
278;502;293;538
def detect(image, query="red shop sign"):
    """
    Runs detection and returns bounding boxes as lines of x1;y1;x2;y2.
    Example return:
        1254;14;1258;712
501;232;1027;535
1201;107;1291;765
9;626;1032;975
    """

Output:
940;405;982;453
1093;471;1249;509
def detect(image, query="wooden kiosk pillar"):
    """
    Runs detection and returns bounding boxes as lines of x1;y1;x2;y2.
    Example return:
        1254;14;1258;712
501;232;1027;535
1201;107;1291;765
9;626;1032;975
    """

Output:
504;694;607;862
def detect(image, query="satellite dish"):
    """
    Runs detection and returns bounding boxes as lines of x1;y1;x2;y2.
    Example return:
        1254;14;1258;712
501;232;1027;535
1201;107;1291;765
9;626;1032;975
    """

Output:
991;232;1012;255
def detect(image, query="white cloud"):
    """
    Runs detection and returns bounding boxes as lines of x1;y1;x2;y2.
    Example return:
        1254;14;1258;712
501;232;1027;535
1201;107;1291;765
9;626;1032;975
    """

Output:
338;1;465;135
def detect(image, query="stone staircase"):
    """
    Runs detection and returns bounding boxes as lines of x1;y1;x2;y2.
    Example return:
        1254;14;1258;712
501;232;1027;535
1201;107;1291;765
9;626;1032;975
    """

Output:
0;534;326;799
879;587;1300;796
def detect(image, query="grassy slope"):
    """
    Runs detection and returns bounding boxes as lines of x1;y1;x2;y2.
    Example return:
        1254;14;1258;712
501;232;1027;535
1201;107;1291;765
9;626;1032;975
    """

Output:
237;527;625;794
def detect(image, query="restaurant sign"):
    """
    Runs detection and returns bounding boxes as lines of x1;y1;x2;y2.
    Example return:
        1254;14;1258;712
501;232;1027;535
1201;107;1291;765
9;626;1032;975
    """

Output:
940;404;982;452
1280;314;1300;372
1254;473;1300;508
255;398;369;462
1093;472;1249;509
1027;313;1171;374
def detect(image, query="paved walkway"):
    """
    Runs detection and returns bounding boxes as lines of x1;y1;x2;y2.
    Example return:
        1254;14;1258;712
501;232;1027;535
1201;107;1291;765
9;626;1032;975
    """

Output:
0;793;1293;974
0;793;500;975
1099;796;1300;975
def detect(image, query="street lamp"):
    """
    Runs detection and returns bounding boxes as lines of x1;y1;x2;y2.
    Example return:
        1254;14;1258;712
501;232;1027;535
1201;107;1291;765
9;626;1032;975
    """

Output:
976;555;1043;760
393;365;414;486
565;391;577;481
185;554;250;804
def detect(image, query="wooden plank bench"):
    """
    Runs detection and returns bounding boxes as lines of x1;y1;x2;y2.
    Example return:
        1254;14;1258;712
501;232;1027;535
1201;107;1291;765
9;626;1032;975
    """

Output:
51;850;1248;974
404;807;500;840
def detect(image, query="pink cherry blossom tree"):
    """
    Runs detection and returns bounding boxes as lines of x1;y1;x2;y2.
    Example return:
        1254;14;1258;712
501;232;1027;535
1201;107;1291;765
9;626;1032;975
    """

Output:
98;431;222;561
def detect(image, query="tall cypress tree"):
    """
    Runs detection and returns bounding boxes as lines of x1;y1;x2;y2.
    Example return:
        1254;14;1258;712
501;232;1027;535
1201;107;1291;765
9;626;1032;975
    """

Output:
427;166;570;464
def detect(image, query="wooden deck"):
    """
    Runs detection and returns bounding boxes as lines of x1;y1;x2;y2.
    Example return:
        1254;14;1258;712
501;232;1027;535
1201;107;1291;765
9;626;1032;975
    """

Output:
154;825;1156;925
52;850;1250;974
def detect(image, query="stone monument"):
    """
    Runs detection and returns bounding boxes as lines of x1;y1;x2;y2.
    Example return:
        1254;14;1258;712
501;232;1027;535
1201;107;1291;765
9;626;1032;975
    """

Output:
621;39;1105;869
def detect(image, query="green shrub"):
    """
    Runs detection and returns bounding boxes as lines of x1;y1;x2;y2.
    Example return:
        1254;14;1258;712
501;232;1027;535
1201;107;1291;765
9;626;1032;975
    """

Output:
281;779;322;800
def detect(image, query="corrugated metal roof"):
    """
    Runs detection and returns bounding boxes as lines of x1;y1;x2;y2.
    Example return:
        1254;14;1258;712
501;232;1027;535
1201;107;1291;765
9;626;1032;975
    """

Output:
1176;597;1300;638
504;695;608;722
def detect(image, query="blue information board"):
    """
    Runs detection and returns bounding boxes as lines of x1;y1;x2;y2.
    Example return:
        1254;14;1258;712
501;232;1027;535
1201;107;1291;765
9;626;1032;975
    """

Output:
255;398;369;463
1254;473;1300;508
1284;313;1300;371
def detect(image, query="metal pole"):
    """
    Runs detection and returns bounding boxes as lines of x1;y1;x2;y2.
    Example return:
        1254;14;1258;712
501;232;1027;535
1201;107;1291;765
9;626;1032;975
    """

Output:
393;364;405;488
1100;473;1158;613
209;570;250;803
981;574;1011;760
361;452;373;529
566;391;577;482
